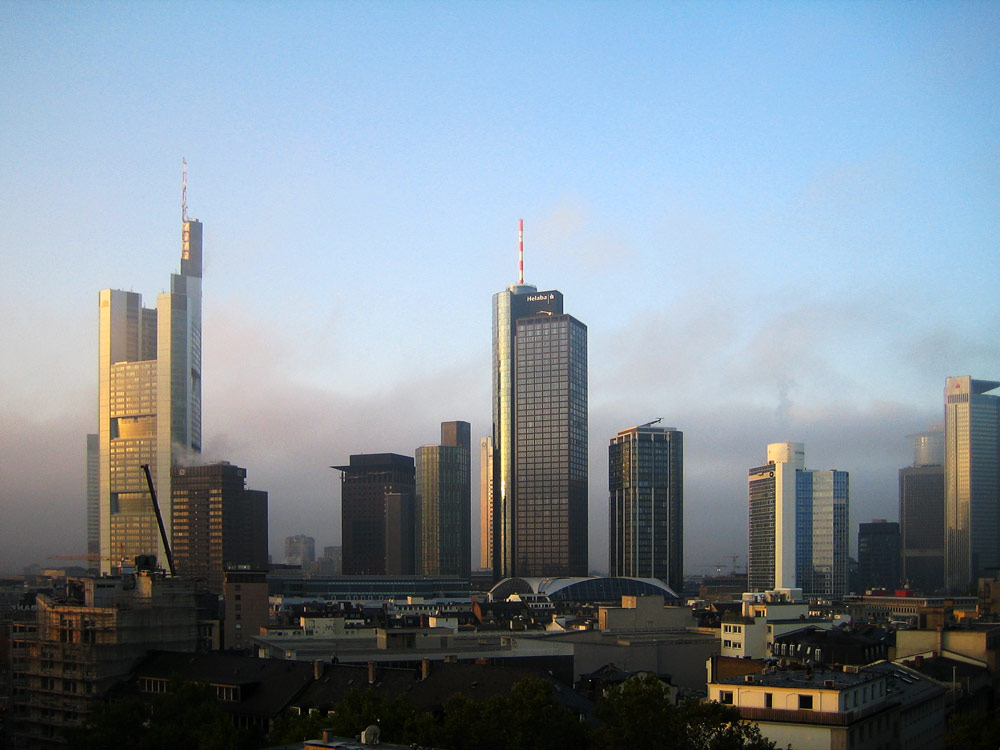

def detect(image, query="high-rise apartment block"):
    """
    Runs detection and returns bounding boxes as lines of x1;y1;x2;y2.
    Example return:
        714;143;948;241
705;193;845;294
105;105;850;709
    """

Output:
899;426;945;593
944;376;1000;592
334;453;416;575
284;534;316;567
415;421;471;577
748;443;849;599
857;520;901;592
491;229;588;579
170;462;268;593
608;423;683;592
96;187;202;573
479;436;494;571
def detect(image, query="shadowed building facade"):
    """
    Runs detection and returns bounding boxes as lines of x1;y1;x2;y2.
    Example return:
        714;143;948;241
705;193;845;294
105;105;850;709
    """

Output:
900;426;945;593
491;278;588;579
415;421;471;577
334;453;416;576
944;376;1000;592
96;197;202;573
609;424;683;592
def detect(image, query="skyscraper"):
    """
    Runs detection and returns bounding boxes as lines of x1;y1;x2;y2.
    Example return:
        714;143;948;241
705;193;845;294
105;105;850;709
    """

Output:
480;436;494;571
609;423;683;592
334;453;416;575
86;433;99;556
491;223;588;578
857;520;900;592
748;442;849;598
899;425;945;592
171;462;268;593
415;421;471;577
944;376;1000;592
284;535;316;566
97;171;202;573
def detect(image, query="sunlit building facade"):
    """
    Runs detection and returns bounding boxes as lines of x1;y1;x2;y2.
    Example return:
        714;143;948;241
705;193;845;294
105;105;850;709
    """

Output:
609;424;683;592
944;376;1000;592
97;211;202;573
415;421;471;577
480;436;494;570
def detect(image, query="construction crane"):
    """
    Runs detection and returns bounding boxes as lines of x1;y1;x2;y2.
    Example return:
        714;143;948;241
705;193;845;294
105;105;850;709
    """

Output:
141;464;176;577
640;418;663;427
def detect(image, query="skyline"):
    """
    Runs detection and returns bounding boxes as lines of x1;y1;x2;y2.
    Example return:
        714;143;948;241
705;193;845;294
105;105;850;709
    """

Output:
1;3;998;575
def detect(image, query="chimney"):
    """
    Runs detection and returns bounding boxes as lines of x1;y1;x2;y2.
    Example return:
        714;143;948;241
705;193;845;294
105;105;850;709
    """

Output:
915;655;924;667
368;661;376;685
314;659;324;680
421;659;431;680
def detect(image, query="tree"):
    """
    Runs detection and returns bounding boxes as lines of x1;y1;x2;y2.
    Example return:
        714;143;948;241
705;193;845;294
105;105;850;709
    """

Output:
946;710;1000;750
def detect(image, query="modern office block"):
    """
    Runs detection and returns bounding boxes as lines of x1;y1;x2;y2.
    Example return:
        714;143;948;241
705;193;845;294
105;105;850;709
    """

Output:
944;376;1000;592
284;534;316;566
415;421;471;577
857;520;901;592
96;186;202;573
609;423;683;592
334;453;416;576
748;443;849;599
86;433;99;556
491;236;588;579
900;426;945;593
480;436;494;571
171;462;268;593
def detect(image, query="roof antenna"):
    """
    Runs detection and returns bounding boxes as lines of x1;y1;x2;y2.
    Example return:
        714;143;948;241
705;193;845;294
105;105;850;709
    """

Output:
518;218;524;284
182;157;188;223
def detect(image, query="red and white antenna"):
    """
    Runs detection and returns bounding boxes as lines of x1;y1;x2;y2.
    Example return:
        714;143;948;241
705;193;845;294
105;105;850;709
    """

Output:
518;218;524;284
181;157;188;223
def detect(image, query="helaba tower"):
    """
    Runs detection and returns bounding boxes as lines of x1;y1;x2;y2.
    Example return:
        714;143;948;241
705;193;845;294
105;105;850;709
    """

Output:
96;163;202;573
491;220;588;579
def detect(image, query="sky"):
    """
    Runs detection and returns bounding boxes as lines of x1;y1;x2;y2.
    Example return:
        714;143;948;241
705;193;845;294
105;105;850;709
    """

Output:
1;1;997;577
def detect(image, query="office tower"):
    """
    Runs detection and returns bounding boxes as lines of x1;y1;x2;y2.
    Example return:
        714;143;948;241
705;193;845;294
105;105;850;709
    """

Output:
491;223;588;578
171;462;268;593
97;174;202;573
944;376;1000;592
334;453;416;575
222;567;267;650
748;442;849;598
899;426;945;592
86;433;99;556
480;436;494;570
284;534;316;566
857;520;901;592
608;423;684;592
415;421;471;577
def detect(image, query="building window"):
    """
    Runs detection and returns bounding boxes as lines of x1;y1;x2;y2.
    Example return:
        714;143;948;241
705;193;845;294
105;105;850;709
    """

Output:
719;691;733;705
798;694;813;710
765;693;772;708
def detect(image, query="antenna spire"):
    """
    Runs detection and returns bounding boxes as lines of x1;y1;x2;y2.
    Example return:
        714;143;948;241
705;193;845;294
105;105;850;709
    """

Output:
518;218;524;284
182;157;188;222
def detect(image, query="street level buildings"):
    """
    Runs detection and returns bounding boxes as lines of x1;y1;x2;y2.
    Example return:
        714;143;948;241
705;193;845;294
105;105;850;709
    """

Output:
170;462;268;593
334;454;416;576
96;198;202;573
491;263;588;579
899;426;945;593
748;443;849;599
608;423;683;592
415;421;471;577
944;376;1000;592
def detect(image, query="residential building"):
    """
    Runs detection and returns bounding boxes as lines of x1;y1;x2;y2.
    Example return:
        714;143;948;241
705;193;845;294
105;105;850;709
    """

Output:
284;535;316;567
415;421;471;577
479;436;494;571
9;572;197;747
491;227;588;578
609;423;683;591
171;462;268;593
900;426;945;593
96;183;202;574
944;376;1000;592
857;520;900;592
222;567;268;650
748;443;849;598
334;454;416;576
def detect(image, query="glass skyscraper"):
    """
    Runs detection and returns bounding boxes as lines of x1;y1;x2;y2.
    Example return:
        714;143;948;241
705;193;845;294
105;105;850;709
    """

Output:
491;280;588;579
609;424;683;592
97;202;202;574
900;425;945;593
415;421;471;577
944;376;1000;592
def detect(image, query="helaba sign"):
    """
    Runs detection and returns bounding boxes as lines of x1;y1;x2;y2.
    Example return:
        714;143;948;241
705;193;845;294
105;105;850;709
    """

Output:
526;293;555;302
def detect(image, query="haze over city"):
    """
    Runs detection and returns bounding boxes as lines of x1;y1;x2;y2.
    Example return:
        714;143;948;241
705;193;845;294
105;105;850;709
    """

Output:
1;2;997;576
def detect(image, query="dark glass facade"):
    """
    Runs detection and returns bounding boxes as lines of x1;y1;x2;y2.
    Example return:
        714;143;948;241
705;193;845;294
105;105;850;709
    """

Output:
334;453;415;576
608;425;683;591
857;520;901;592
492;285;587;578
899;464;945;592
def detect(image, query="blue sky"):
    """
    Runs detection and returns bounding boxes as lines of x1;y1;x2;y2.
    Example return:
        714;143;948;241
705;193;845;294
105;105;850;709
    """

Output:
1;1;997;576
